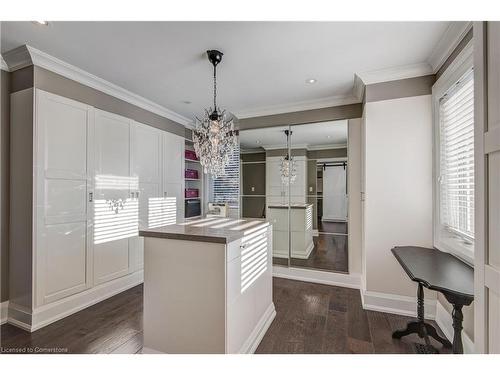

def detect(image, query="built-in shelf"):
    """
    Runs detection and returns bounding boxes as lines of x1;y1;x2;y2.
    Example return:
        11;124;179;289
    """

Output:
185;178;200;181
185;159;200;163
185;197;200;200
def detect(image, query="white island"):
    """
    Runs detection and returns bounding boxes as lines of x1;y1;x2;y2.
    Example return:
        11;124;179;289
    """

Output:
139;217;275;354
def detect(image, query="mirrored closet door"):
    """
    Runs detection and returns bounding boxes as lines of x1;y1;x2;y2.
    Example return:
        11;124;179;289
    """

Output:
239;120;348;273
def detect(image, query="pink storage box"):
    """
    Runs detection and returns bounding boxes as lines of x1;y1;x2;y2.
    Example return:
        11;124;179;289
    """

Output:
185;149;198;161
185;188;199;198
185;169;199;179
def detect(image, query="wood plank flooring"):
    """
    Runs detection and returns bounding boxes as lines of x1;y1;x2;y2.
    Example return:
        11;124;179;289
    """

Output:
0;278;450;354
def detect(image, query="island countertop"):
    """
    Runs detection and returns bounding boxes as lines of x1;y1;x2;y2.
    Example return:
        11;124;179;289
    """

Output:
267;203;313;209
139;217;270;244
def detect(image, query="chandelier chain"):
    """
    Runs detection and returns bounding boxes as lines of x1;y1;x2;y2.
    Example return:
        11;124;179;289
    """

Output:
213;64;217;110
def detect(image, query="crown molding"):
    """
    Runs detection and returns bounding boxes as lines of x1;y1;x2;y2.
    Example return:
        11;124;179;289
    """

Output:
307;143;347;151
233;93;360;120
427;21;472;73
357;62;433;86
0;55;9;71
352;74;365;102
3;45;193;127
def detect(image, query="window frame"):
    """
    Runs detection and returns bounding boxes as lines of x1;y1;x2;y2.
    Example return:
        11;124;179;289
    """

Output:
432;40;474;265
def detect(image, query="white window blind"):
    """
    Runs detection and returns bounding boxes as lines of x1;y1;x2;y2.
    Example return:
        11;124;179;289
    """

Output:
439;68;474;243
211;144;240;209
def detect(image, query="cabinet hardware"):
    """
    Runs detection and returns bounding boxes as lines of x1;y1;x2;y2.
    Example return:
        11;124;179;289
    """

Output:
88;192;93;202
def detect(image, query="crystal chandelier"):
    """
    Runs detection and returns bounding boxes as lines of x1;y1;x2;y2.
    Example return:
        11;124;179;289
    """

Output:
193;50;238;178
280;130;297;185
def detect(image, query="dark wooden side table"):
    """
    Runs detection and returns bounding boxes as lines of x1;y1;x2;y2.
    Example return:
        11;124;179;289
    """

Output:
391;246;474;354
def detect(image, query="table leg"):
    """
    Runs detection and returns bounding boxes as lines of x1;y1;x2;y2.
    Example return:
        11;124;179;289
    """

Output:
452;304;464;354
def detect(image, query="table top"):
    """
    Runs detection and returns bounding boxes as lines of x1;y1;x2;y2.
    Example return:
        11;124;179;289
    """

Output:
391;246;474;301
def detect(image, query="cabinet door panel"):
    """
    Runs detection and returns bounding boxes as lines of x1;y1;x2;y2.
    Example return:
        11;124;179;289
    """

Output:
35;90;92;306
44;222;87;302
94;110;134;284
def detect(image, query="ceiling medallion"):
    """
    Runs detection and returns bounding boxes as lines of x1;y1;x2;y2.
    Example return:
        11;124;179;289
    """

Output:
193;49;238;178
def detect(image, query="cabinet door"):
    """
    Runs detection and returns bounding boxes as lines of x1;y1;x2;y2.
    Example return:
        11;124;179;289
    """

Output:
130;122;162;270
35;90;93;306
162;133;185;222
93;109;136;285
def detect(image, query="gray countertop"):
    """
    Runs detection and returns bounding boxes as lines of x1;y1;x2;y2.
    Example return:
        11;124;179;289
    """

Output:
267;204;313;209
139;217;270;244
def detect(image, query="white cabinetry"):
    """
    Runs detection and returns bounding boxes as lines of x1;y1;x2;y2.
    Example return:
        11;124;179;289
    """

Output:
94;109;135;285
35;91;94;307
9;88;186;331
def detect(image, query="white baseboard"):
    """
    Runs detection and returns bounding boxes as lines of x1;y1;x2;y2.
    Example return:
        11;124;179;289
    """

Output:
241;302;276;354
1;300;9;324
273;266;360;289
8;270;144;332
361;289;436;319
291;242;315;259
435;299;474;354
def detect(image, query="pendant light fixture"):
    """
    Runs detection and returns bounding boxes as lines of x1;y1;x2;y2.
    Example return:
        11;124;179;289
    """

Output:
193;50;238;178
280;130;297;185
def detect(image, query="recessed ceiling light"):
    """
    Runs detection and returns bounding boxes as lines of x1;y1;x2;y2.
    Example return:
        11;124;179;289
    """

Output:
33;21;49;26
327;135;331;139
256;140;261;144
306;78;317;84
182;100;192;104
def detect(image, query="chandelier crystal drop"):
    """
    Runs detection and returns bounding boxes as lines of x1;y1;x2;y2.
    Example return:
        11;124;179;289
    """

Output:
193;50;238;178
280;130;297;185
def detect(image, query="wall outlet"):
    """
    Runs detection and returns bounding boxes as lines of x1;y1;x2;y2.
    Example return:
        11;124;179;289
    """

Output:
309;186;313;192
251;186;255;192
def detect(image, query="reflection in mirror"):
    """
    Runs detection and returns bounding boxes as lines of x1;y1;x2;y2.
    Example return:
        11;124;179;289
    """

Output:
240;126;290;267
239;120;348;273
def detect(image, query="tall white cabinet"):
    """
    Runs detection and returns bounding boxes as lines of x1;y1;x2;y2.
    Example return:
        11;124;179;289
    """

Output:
9;89;185;331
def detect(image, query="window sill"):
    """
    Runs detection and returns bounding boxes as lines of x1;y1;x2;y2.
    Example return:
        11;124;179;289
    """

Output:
435;236;474;267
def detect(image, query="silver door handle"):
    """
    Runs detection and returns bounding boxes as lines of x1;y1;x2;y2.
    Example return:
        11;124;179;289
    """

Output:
88;192;93;202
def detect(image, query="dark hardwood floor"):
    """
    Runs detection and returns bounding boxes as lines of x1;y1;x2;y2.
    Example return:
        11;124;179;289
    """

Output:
0;278;450;354
291;234;348;273
317;220;348;234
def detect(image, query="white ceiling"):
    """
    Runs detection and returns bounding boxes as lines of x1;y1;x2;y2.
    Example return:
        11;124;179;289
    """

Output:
1;21;450;122
239;120;347;150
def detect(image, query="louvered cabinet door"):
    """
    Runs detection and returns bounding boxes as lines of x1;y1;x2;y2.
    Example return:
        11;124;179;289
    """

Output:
35;90;93;306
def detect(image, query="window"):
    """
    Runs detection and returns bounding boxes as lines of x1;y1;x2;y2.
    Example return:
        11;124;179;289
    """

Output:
209;143;240;215
433;42;474;263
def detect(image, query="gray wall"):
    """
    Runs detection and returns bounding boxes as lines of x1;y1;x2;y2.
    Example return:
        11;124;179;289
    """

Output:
238;103;362;130
34;67;187;137
1;70;10;302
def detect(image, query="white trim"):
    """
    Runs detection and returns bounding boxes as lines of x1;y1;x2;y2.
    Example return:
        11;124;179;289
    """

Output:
432;40;474;264
361;290;436;319
273;266;360;289
7;270;143;332
353;74;365;102
2;45;193;128
435;299;474;354
0;300;9;324
307;143;347;151
240;302;276;354
234;94;360;119
0;55;9;71
428;22;473;74
291;242;315;260
357;62;433;85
